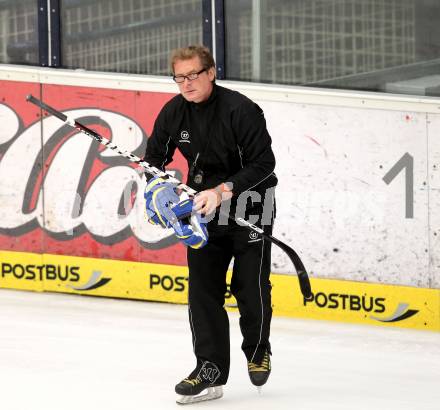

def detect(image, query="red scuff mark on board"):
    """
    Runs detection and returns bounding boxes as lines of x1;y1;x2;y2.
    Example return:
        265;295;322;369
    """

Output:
305;134;328;157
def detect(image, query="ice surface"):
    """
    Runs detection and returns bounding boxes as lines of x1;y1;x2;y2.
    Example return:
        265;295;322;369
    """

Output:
0;289;439;410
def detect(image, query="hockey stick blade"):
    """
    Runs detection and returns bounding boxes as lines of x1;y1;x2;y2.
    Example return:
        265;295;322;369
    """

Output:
26;94;312;300
268;235;312;299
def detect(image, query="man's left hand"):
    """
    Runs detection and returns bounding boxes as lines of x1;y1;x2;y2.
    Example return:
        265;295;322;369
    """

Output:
193;189;221;215
193;183;233;215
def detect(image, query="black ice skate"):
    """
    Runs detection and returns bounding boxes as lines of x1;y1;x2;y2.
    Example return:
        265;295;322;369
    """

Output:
248;351;271;392
175;360;223;405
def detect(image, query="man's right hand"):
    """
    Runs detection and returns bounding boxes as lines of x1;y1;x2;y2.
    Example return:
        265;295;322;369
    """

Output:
144;176;179;228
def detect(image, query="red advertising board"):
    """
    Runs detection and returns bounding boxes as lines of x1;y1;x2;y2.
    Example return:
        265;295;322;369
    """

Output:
0;81;188;266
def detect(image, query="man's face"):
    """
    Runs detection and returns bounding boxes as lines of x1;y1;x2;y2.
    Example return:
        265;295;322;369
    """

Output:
173;56;215;103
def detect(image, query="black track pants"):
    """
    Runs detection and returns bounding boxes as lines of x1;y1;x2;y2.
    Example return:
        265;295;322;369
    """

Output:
186;222;273;385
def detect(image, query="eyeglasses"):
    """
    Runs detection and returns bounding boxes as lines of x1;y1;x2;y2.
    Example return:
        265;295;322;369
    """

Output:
173;68;206;84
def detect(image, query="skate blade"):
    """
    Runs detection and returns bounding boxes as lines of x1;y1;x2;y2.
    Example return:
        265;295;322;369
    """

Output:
176;386;223;405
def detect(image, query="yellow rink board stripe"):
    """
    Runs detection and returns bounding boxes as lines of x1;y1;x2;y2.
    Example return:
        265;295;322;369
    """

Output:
0;250;439;331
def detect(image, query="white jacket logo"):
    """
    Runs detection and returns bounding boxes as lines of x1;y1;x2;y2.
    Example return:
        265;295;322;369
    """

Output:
0;105;173;245
248;231;261;242
179;130;190;143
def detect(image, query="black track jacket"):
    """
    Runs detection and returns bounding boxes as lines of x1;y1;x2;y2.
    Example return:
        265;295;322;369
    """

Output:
144;84;277;215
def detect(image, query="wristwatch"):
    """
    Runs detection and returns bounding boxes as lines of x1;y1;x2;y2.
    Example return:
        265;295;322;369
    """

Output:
214;182;233;195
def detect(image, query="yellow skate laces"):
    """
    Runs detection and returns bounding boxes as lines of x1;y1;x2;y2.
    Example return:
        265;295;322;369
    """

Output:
248;351;271;373
183;376;202;386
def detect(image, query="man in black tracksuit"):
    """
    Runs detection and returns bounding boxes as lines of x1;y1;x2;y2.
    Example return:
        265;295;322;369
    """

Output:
143;45;277;401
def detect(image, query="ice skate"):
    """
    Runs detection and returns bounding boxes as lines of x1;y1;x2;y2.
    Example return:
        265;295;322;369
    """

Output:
248;351;271;392
175;361;223;405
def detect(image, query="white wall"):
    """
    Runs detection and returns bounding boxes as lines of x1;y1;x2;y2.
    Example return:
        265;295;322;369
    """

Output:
262;100;439;288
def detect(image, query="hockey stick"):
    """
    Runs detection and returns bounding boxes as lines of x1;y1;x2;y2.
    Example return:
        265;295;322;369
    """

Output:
26;94;312;299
